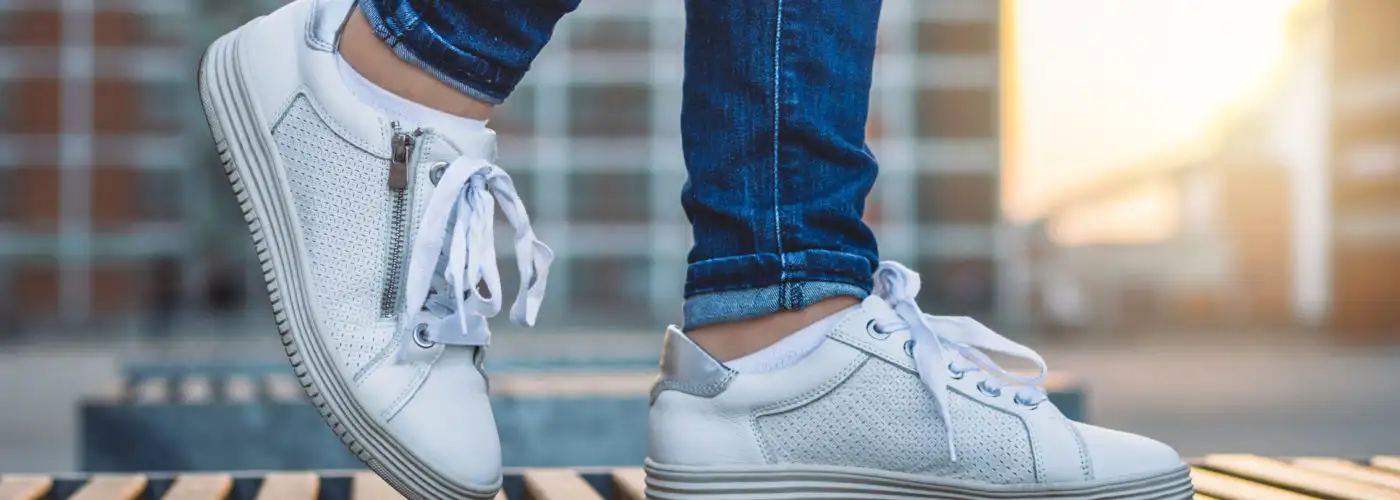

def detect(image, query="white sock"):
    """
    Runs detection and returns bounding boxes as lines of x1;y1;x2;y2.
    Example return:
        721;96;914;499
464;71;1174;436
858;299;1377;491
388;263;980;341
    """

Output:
724;305;857;374
335;53;487;139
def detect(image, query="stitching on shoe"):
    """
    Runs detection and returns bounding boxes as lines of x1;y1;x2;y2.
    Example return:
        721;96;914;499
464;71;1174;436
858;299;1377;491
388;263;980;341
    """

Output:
1064;417;1093;480
1029;415;1047;483
380;347;443;422
304;0;334;52
751;354;868;464
292;87;390;156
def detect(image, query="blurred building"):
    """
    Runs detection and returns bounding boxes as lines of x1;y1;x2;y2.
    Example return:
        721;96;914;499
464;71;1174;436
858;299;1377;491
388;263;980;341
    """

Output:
1020;0;1400;341
1328;0;1400;339
0;0;1004;333
2;0;199;330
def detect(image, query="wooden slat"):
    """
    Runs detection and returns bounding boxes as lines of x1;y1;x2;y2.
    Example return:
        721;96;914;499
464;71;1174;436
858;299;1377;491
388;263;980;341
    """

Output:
163;474;233;500
491;373;653;397
225;375;258;403
179;377;214;404
1190;467;1319;500
1376;456;1400;475
265;374;303;402
1292;458;1400;491
350;471;403;500
254;473;319;500
133;378;169;404
0;475;53;500
522;469;603;500
610;469;646;500
1205;454;1400;500
70;474;148;500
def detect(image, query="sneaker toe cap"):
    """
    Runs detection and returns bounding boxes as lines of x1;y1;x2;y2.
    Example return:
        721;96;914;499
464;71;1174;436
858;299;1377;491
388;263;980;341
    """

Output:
1073;422;1184;480
381;359;502;490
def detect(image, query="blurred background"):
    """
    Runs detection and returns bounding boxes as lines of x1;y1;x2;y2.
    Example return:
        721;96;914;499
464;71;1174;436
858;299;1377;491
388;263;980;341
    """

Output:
1;0;1399;474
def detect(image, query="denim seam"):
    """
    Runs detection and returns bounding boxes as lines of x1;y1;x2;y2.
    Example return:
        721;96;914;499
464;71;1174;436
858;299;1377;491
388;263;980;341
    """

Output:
687;275;872;298
384;44;507;105
771;0;788;309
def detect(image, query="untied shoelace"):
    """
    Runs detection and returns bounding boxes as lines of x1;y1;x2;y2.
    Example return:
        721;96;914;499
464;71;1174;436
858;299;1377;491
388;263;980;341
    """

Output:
398;156;552;358
871;261;1049;462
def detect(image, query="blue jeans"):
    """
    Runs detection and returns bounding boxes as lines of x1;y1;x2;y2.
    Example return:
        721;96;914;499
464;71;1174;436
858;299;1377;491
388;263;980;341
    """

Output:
359;0;882;329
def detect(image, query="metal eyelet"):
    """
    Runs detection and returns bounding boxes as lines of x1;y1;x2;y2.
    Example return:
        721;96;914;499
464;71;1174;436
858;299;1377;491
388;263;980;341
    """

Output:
412;323;435;348
865;319;891;340
902;339;915;358
429;161;449;186
977;380;1002;398
947;363;965;380
1014;394;1041;410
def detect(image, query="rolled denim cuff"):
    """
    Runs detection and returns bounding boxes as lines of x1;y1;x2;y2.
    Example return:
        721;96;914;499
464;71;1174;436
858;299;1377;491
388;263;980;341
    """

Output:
356;0;516;105
683;281;870;330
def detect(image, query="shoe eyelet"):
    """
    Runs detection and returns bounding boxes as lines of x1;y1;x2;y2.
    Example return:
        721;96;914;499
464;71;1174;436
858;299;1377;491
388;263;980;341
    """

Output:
902;339;915;358
412;323;435;348
947;363;965;380
429;161;449;186
977;380;1002;398
1014;394;1041;410
866;319;891;340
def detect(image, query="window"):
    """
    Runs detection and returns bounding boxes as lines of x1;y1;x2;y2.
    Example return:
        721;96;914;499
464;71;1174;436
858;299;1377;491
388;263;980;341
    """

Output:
913;257;997;317
12;167;60;230
0;10;61;46
505;169;540;216
566;256;651;311
915;173;998;223
139;82;185;131
91;167;136;230
11;257;60;315
492;85;536;136
3;79;62;134
916;22;996;54
92;262;139;313
0;171;13;223
94;11;182;46
916;89;995;138
570;19;652;53
0;82;10;131
568;84;652;138
567;171;650;224
138;170;183;222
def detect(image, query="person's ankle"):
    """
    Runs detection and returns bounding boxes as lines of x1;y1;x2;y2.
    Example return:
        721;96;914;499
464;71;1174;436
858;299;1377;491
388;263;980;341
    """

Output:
338;8;494;120
687;296;861;362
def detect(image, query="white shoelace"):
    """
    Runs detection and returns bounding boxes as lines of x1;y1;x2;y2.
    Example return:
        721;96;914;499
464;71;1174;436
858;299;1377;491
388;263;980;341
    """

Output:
398;157;552;357
871;261;1048;462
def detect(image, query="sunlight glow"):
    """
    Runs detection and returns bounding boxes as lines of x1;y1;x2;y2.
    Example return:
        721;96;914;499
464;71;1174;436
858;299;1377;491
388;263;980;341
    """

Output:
1004;0;1307;238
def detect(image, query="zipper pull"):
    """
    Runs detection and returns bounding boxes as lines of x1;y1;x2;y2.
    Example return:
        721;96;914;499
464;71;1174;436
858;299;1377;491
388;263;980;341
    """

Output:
389;121;414;190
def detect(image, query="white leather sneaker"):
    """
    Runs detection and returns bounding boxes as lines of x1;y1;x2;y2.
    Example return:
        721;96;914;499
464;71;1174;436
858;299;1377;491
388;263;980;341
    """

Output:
197;0;550;498
647;262;1192;499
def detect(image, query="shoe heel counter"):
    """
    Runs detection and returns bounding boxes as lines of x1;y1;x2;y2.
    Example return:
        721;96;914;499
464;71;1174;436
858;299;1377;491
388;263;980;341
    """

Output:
648;327;765;465
648;390;766;466
652;326;735;402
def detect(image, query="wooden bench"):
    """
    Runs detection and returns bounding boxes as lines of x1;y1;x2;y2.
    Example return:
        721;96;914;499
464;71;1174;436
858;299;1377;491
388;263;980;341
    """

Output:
4;456;1400;499
0;469;647;500
1190;455;1400;500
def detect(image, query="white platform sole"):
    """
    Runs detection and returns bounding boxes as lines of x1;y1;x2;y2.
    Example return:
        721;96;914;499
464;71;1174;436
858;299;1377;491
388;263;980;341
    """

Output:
644;459;1194;500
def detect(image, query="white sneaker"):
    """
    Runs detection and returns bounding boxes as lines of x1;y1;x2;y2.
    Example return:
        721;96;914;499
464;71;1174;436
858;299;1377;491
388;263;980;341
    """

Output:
197;0;550;498
646;262;1192;499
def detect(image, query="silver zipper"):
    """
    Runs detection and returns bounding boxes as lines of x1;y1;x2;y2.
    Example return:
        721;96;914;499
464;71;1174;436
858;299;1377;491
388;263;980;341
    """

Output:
380;122;417;318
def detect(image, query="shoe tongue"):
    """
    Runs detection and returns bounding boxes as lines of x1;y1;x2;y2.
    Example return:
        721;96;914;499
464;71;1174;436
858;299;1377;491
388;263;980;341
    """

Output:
860;295;897;320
